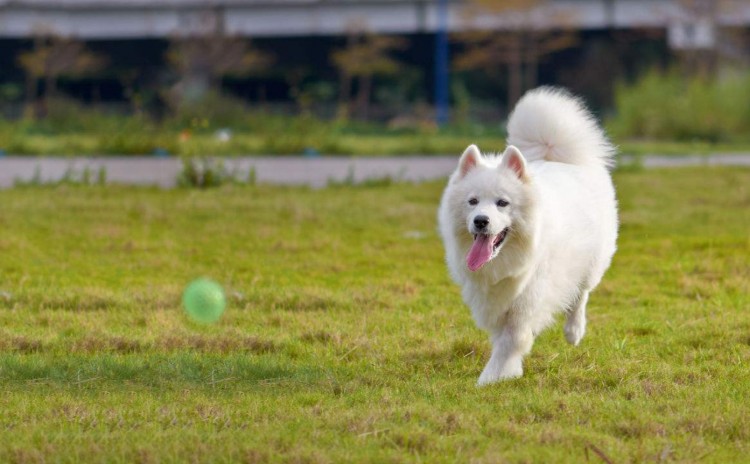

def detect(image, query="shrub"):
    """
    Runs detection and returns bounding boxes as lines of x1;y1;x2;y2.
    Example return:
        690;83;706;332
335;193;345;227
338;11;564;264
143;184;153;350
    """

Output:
163;90;250;131
0;90;521;156
177;157;231;188
607;69;750;142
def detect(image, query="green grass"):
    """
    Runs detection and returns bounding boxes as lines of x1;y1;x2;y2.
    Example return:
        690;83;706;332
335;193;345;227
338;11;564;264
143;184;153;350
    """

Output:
4;126;750;157
6;128;750;157
0;131;512;157
0;167;748;462
617;140;750;157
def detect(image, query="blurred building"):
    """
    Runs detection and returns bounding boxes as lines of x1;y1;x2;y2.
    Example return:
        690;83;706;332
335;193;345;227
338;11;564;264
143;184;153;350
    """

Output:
0;0;749;119
1;0;749;39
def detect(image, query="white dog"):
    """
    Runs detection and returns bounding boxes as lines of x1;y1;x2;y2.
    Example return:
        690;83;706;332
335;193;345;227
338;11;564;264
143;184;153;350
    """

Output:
438;87;618;385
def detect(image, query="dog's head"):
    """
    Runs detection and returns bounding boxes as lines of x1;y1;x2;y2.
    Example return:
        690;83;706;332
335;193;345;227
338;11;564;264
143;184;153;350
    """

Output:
446;144;531;272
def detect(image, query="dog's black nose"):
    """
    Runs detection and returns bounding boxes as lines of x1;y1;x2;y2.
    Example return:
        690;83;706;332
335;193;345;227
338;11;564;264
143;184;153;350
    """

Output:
473;215;489;229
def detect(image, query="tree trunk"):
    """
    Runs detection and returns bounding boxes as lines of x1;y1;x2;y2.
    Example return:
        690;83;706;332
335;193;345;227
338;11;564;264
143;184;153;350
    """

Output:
45;72;56;98
356;74;372;120
507;34;523;111
24;75;37;119
524;33;538;91
337;72;351;120
39;72;56;118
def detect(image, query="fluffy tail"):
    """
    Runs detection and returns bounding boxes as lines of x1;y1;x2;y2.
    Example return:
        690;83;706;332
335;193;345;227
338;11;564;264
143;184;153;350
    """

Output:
506;87;615;169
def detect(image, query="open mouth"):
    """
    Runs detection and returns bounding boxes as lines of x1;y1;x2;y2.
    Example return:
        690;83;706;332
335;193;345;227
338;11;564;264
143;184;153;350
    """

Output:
477;227;509;250
466;227;510;271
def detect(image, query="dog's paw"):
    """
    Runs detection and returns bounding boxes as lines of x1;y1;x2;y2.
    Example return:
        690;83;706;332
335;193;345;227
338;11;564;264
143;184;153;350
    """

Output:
477;363;523;386
564;319;585;346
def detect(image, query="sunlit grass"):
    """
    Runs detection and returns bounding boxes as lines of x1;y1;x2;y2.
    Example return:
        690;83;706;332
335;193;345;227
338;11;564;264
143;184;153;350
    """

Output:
0;167;748;462
4;129;750;157
617;139;750;156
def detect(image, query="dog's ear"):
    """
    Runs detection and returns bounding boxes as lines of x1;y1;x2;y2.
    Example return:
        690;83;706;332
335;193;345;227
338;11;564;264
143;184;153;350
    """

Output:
500;145;528;182
457;144;482;178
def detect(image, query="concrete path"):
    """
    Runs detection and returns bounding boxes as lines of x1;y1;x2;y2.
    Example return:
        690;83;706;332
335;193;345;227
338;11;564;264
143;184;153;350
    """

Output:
620;153;750;168
1;154;749;189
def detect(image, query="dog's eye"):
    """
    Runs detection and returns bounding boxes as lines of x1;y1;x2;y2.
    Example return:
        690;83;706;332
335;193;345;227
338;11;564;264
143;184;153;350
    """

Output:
468;198;479;206
496;199;509;207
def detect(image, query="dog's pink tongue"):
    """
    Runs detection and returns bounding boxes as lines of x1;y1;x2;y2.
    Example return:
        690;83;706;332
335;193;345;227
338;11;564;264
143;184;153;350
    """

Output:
467;235;494;271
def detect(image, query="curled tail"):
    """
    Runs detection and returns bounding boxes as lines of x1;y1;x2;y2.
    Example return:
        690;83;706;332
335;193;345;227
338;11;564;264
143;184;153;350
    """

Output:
506;87;615;169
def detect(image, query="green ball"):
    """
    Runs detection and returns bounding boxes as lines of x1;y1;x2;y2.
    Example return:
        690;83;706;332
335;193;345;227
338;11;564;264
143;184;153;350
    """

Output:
182;278;226;323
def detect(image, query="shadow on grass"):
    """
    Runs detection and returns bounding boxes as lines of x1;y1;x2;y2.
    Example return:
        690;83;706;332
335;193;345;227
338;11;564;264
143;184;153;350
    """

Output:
0;353;326;390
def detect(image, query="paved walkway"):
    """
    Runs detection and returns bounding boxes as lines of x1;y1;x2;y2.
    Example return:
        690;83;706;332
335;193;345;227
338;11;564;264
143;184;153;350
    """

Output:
1;154;749;189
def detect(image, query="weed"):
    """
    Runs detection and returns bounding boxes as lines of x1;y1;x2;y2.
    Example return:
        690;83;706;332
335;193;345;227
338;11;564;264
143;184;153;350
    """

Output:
12;165;108;187
177;156;229;188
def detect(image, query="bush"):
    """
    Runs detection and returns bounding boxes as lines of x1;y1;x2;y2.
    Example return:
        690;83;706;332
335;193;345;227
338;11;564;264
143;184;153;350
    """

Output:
607;69;750;143
177;157;231;188
0;90;508;156
163;91;250;131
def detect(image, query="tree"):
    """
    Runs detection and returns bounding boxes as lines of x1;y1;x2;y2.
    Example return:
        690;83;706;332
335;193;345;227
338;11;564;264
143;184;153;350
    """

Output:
330;26;406;120
453;0;577;109
17;35;107;117
166;34;273;104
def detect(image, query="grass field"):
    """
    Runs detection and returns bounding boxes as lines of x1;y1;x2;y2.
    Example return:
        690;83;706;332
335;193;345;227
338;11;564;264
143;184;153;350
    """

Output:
0;167;748;463
4;129;750;157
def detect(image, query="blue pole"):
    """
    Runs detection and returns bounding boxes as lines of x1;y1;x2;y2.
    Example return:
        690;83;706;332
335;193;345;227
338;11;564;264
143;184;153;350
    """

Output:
434;0;449;126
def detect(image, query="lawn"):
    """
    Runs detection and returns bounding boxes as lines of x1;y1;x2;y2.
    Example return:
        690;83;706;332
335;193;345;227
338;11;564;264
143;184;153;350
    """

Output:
4;129;750;157
0;167;748;463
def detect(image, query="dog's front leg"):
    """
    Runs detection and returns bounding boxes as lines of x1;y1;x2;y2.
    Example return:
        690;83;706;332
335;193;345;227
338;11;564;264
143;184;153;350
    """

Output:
564;290;589;346
477;325;534;385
